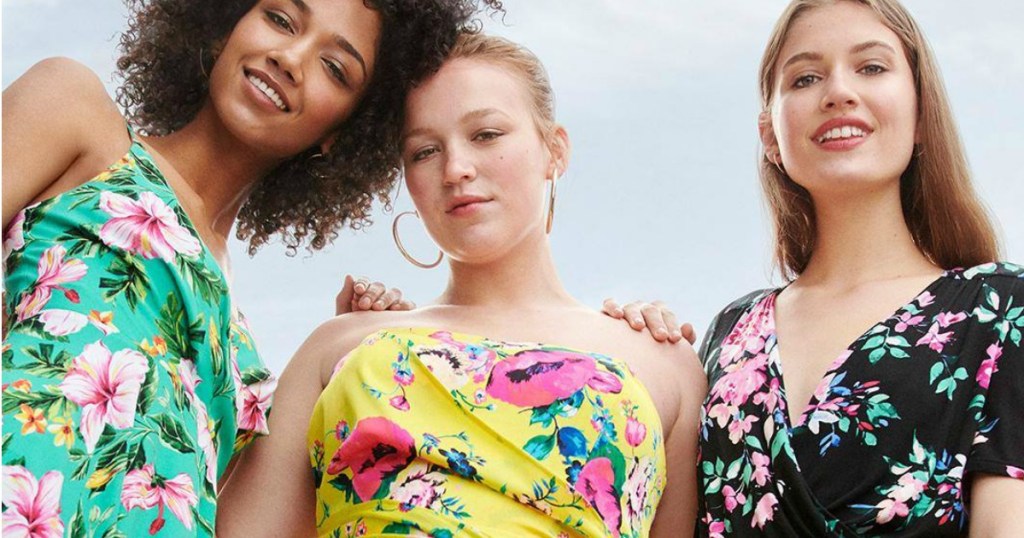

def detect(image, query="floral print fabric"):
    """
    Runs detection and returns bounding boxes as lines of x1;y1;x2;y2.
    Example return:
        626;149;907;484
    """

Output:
696;263;1024;537
308;328;666;537
2;132;275;537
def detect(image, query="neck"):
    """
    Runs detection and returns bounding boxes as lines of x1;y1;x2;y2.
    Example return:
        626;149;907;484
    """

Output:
798;180;939;288
142;103;281;240
438;231;579;311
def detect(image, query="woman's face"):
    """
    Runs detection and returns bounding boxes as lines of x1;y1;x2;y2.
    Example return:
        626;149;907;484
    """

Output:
765;1;918;197
208;0;381;158
401;58;561;264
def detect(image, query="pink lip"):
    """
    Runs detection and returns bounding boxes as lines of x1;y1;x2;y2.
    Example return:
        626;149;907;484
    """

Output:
446;195;492;215
244;67;292;112
811;116;873;147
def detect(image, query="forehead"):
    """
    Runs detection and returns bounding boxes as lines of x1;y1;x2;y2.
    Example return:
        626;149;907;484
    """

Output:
780;1;902;58
405;58;534;127
286;0;382;66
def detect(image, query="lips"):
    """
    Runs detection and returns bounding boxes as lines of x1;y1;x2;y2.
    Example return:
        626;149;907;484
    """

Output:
244;68;291;112
446;195;492;214
812;117;872;145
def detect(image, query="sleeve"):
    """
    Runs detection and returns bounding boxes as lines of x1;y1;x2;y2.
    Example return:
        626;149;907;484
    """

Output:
965;276;1024;479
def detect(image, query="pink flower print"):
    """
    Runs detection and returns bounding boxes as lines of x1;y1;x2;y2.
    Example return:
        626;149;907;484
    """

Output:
707;519;726;538
728;414;759;444
916;323;953;353
391;462;446;512
326;417;416;501
751;493;778;529
711;354;768;408
59;342;149;452
3;209;27;259
15;245;87;321
98;191;201;262
875;498;909;524
486;350;621;408
389;394;410;412
718;301;774;367
194;403;218;486
706;403;736;428
935;311;967;328
1006;466;1024;479
625;416;647;447
415;344;475;390
893;311;925;333
752;378;782;414
37;309;88;337
121;464;198;533
236;375;276;435
623;456;654;528
977;343;1002;390
2;466;65;538
722;485;746;513
915;291;936;307
334;420;350;441
751;452;771;487
574;458;622;537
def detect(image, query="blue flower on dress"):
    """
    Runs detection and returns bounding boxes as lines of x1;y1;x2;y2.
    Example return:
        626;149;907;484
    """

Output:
440;448;478;479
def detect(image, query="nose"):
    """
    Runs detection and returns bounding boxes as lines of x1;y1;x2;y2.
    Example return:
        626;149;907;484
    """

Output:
442;145;476;186
267;44;305;86
820;72;858;111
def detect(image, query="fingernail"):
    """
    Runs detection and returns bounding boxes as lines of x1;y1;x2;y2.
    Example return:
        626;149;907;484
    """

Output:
632;317;643;326
354;284;365;292
672;331;682;339
375;300;385;308
656;328;667;337
613;308;623;316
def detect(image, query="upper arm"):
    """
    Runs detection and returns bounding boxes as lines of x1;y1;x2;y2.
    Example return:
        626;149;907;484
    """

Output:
2;58;118;228
216;320;355;538
968;474;1024;536
650;343;706;538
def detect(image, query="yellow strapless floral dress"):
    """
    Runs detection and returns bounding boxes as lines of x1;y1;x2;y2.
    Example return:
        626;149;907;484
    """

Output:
308;328;667;537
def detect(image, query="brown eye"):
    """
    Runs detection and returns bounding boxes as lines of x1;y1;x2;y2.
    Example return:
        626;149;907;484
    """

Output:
265;10;293;33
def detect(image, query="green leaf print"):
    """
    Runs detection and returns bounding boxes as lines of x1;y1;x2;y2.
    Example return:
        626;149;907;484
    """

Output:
523;433;556;460
57;224;111;259
176;256;225;305
18;343;74;378
152;413;197;454
68;500;87;538
100;255;150;309
156;293;205;360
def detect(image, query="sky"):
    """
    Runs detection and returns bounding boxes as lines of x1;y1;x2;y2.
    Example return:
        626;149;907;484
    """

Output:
3;1;1022;373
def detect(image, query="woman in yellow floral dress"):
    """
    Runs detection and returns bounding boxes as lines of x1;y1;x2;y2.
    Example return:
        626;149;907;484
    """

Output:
217;33;707;537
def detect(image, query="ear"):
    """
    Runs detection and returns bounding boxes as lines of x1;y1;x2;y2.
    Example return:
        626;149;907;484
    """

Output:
758;111;779;160
319;131;340;155
547;124;571;179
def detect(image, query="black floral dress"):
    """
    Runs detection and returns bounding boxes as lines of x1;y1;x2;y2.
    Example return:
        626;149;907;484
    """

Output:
696;263;1024;536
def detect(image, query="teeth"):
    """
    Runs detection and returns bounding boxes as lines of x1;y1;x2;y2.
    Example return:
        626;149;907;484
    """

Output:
247;74;287;111
817;125;866;143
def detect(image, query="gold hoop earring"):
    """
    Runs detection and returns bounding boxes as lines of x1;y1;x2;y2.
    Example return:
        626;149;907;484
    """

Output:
545;170;559;234
392;211;443;269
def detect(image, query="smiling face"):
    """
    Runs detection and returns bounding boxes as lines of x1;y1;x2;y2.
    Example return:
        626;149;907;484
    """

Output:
401;57;565;264
207;0;381;158
763;0;918;197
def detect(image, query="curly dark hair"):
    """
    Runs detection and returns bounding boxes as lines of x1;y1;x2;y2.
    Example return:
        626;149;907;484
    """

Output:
116;0;502;255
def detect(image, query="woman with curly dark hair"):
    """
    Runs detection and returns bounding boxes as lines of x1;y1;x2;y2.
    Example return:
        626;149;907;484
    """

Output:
1;0;495;535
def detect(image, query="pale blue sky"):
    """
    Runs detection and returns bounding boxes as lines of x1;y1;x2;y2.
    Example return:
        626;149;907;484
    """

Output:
4;1;1022;372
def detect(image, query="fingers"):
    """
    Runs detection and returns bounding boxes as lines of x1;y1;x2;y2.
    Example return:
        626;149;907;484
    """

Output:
335;275;356;315
355;281;387;310
392;298;417;311
371;287;407;311
641;301;671;342
681;322;697;345
620;301;648;332
602;298;624;319
659;303;683;343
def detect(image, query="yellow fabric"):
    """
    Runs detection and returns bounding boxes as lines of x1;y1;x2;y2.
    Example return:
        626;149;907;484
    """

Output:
308;328;667;537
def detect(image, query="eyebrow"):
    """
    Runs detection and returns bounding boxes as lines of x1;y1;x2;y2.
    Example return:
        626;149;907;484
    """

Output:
782;40;900;70
287;0;368;80
402;108;510;142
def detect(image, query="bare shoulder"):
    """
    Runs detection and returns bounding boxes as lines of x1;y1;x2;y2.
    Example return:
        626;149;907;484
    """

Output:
302;310;424;383
8;58;123;130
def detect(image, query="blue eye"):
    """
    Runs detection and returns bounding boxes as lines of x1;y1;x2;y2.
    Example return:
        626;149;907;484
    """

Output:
793;74;820;89
411;147;438;162
473;130;503;142
861;64;887;75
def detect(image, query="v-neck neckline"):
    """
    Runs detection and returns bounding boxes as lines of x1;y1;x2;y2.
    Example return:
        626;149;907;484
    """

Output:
766;272;949;430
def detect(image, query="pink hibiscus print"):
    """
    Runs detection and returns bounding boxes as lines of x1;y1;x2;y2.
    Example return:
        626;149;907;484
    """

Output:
2;465;65;538
235;375;276;435
326;417;416;501
574;458;622;537
3;208;27;259
99;191;201;262
37;309;88;337
977;343;1002;390
59;342;149;452
751;493;778;529
486;350;622;408
15;245;87;322
121;464;198;534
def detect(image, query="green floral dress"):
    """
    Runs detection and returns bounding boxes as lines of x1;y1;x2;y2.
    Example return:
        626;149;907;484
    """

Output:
309;328;667;538
2;130;276;537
